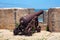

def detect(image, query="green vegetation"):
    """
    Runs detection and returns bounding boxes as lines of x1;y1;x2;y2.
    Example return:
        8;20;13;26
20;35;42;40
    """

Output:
15;23;19;27
46;26;49;31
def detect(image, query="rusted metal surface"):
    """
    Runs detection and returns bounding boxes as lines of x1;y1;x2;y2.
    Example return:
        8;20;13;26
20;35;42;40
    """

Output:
13;10;44;36
21;10;43;23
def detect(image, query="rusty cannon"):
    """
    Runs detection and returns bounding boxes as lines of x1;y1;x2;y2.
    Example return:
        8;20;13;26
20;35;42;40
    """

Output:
13;10;44;36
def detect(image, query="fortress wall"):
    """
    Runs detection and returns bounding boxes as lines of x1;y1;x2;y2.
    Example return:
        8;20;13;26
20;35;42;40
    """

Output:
0;8;34;30
48;8;60;32
0;9;15;30
43;10;48;24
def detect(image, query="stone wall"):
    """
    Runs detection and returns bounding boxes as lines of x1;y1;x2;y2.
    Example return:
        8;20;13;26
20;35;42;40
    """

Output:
0;9;15;30
0;8;34;30
48;8;60;32
39;22;47;31
43;10;48;24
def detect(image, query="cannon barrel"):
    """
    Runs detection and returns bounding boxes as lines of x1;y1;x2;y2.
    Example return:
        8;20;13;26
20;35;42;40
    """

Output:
20;10;44;24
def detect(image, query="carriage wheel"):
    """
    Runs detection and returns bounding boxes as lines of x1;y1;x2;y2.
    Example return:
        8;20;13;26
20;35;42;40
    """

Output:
13;27;22;35
37;26;41;32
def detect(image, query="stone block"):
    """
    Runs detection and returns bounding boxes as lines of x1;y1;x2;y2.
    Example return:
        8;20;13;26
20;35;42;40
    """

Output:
48;8;60;32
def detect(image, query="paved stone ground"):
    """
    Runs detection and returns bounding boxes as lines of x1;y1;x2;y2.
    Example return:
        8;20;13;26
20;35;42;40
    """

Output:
0;29;60;40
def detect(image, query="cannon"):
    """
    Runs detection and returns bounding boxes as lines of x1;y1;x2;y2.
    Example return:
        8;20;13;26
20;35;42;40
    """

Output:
13;10;44;36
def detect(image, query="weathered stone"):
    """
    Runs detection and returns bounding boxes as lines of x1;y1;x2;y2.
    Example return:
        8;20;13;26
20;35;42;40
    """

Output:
0;9;15;30
39;22;47;31
48;8;60;32
0;8;34;30
43;10;48;24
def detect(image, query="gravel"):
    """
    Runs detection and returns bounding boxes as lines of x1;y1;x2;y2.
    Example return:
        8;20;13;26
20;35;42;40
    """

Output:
0;29;60;40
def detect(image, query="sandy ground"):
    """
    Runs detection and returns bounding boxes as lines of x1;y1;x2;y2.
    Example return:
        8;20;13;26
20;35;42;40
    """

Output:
0;29;60;40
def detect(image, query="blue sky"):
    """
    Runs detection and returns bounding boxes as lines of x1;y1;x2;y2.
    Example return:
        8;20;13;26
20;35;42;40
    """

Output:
0;0;60;9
